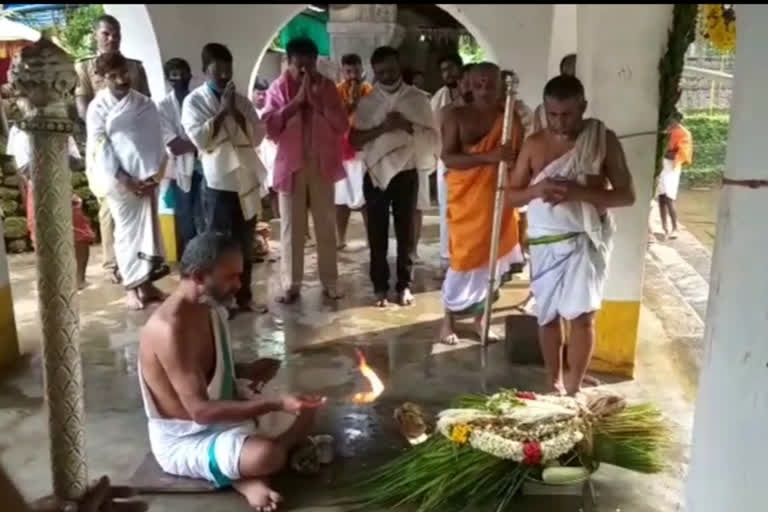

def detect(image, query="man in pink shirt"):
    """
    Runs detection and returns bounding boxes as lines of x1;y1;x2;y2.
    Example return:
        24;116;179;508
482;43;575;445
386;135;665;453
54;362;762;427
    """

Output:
262;37;348;304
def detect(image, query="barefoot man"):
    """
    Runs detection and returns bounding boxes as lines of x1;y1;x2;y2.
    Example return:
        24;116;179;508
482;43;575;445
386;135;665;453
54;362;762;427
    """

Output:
350;46;438;307
86;53;169;310
508;75;635;395
139;232;327;511
439;62;524;344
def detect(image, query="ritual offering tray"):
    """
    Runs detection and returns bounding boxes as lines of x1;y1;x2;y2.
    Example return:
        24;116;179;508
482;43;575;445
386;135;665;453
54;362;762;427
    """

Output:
346;388;671;512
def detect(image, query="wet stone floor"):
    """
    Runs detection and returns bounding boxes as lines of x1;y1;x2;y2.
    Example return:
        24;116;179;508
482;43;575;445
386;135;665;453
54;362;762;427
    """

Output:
0;214;693;511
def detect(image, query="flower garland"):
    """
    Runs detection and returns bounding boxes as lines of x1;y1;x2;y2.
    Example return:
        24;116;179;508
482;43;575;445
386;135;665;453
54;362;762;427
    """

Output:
699;4;736;53
439;391;588;465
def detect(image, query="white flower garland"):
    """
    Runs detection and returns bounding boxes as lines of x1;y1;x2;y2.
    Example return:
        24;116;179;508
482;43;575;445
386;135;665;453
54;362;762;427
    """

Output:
468;427;584;463
437;392;590;463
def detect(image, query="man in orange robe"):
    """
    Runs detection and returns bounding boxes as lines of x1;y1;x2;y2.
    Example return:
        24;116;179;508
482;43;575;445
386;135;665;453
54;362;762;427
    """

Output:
439;62;524;344
656;110;693;239
335;53;373;249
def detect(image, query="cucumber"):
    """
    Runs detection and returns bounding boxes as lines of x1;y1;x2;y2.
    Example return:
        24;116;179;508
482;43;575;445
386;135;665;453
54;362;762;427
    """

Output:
541;466;591;485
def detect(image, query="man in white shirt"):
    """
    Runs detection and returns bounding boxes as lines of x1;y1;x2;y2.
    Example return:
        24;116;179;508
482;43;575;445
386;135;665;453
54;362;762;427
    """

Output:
350;46;438;308
157;58;203;255
181;43;267;315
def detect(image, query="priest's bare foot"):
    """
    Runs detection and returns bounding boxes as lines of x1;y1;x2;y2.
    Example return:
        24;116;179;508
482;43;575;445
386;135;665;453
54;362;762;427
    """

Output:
581;374;602;388
472;315;503;343
440;313;459;345
233;478;283;512
398;288;414;306
126;289;145;311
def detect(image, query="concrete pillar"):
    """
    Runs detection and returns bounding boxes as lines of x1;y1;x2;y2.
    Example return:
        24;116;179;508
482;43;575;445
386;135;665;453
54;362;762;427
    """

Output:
0;219;20;369
686;5;768;510
9;38;88;499
327;4;404;80
576;4;672;377
158;179;178;263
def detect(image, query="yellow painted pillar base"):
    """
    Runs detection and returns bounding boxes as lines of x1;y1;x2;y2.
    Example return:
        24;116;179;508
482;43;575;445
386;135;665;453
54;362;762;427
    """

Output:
159;214;178;264
591;300;641;378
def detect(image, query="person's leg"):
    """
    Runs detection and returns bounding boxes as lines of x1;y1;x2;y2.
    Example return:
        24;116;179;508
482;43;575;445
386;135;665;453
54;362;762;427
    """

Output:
668;197;679;235
232;204;264;312
234;410;316;510
360;206;369;246
412;210;423;261
538;316;566;395
174;180;196;254
307;164;340;298
439;309;459;345
277;171;308;303
74;241;89;290
391;170;418;305
98;199;118;282
363;173;391;306
658;194;669;236
336;205;351;250
191;171;206;237
563;312;596;396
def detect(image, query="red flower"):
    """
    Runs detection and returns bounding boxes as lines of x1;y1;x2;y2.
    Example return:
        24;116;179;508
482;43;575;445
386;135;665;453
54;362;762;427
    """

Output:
516;392;537;400
523;441;542;465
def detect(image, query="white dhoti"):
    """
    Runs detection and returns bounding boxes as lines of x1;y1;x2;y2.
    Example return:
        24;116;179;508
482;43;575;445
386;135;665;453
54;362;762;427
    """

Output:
105;187;166;289
416;169;432;211
656;158;682;200
86;89;169;289
527;119;614;326
139;306;295;487
335;156;366;209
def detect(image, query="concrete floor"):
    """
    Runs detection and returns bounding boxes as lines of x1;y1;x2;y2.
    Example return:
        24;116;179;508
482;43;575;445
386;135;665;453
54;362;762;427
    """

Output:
0;213;700;511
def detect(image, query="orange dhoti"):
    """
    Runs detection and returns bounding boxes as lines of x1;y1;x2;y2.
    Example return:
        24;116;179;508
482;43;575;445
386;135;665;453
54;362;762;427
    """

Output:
441;114;523;314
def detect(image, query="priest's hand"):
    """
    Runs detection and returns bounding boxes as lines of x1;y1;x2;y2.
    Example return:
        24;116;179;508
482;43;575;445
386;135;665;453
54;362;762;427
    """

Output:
29;476;147;512
280;394;327;414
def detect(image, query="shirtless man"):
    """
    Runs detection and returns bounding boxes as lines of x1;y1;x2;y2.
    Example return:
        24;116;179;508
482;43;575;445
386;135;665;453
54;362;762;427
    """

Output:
508;75;635;395
139;232;326;511
439;63;524;343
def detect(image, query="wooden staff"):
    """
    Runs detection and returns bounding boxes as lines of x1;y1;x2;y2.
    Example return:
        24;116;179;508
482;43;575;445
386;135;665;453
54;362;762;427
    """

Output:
480;75;517;347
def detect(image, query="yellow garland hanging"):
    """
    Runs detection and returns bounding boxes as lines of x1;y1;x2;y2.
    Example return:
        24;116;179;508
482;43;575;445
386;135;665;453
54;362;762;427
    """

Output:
698;4;736;53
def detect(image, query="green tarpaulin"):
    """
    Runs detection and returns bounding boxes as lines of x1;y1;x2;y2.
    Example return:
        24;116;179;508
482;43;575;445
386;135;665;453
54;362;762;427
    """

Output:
278;12;330;57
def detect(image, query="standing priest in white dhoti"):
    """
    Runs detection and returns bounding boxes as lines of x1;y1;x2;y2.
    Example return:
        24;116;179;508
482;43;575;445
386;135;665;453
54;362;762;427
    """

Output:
350;46;439;308
86;52;170;311
182;43;267;315
507;75;635;396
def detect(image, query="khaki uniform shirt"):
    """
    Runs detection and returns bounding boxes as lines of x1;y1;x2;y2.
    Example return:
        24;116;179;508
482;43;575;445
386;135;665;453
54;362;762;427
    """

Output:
74;55;151;99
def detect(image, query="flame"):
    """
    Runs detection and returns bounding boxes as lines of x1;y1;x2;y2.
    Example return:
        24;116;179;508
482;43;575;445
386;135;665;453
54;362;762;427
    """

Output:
352;348;385;404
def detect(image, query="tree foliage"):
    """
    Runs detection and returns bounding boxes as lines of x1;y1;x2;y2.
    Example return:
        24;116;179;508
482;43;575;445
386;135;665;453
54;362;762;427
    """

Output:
52;4;105;59
458;33;485;64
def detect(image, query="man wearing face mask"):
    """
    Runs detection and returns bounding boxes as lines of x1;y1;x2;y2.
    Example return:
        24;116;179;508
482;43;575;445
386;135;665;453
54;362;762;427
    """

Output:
182;43;267;316
350;46;439;308
86;53;169;311
76;14;151;285
261;37;349;305
157;58;203;255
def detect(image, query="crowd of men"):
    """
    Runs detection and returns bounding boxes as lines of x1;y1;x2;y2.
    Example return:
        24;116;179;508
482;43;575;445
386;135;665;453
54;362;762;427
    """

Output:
3;12;650;509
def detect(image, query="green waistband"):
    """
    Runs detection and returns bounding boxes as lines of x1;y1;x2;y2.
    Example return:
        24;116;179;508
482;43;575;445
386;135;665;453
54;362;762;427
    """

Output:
527;232;581;246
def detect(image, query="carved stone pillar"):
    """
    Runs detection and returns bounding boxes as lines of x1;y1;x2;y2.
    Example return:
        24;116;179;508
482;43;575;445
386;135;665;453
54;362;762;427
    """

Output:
9;38;87;500
327;4;405;80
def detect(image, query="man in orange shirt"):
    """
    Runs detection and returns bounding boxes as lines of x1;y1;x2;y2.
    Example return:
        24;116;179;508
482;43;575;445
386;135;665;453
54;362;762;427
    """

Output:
657;110;693;240
335;53;373;249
